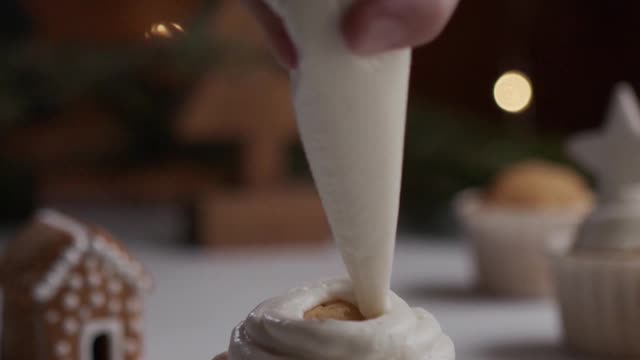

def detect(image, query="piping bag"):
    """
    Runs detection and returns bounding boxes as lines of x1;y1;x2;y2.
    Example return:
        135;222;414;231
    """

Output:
264;0;411;318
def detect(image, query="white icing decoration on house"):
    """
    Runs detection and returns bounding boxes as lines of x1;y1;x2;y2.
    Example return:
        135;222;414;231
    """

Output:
30;210;152;303
34;285;53;301
32;210;89;302
109;300;123;314
63;317;79;335
55;340;70;357
68;273;83;290
46;310;60;324
106;246;120;261
108;279;123;294
91;292;106;308
64;293;80;310
113;260;124;275
2;209;152;360
50;263;68;282
88;272;102;287
93;237;107;253
125;338;138;354
126;297;141;313
64;248;82;264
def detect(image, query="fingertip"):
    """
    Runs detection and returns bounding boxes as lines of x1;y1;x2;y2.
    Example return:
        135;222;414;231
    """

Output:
341;0;371;53
343;0;459;55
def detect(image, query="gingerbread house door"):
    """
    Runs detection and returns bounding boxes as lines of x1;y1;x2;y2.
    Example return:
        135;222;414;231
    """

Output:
80;320;124;360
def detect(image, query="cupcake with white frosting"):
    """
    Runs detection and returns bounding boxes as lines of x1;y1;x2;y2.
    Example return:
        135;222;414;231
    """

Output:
209;0;453;357
455;159;593;297
212;279;454;360
552;83;640;357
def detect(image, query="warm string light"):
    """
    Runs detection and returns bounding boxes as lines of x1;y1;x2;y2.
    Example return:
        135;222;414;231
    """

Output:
144;22;185;40
493;71;533;113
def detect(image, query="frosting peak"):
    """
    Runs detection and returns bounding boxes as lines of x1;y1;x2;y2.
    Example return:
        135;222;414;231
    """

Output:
227;279;454;360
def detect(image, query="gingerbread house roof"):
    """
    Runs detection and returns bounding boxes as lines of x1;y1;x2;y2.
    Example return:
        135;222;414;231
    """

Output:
1;209;152;303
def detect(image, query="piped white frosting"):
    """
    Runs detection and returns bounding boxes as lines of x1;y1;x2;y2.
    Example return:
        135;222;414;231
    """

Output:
264;0;411;318
227;279;454;360
574;196;640;251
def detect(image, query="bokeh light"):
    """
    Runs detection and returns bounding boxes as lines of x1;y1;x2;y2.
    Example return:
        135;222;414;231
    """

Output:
144;22;185;40
493;71;533;113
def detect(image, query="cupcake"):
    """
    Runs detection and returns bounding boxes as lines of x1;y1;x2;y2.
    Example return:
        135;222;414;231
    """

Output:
552;83;640;357
455;159;593;296
212;279;454;360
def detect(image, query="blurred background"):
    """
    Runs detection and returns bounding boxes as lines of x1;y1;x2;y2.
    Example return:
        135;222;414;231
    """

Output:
0;0;638;246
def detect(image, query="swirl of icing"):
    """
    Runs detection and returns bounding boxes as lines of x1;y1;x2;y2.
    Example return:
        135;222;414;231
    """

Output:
573;194;640;252
226;279;454;360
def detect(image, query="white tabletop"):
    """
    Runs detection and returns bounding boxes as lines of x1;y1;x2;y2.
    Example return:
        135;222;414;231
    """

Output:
137;239;576;360
5;205;576;360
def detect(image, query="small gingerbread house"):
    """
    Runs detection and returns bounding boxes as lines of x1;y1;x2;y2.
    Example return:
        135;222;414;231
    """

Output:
1;210;152;360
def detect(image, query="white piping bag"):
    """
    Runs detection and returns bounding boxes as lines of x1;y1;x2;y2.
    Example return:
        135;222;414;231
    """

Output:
265;0;411;318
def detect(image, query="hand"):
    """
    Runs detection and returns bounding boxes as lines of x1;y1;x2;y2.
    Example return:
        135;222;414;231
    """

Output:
242;0;459;68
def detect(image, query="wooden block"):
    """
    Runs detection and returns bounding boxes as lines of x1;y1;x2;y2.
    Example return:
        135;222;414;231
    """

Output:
210;0;270;49
176;68;297;187
197;185;330;247
176;69;296;143
241;136;289;188
39;162;222;203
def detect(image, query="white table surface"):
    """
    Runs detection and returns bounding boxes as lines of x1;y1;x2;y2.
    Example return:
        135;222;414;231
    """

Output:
136;240;576;360
7;205;578;360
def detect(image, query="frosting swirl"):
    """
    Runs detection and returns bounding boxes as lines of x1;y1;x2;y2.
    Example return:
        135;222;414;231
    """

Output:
226;279;454;360
573;195;640;252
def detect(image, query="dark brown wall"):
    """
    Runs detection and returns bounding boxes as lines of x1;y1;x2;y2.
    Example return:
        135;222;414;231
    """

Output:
23;0;204;43
532;0;640;132
410;0;640;132
411;0;506;117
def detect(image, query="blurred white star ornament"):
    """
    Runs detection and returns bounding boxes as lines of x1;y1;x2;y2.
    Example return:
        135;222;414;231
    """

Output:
569;82;640;199
569;82;640;251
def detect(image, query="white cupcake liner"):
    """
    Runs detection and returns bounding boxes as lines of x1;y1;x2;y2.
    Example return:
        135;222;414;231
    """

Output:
551;240;640;357
455;189;588;297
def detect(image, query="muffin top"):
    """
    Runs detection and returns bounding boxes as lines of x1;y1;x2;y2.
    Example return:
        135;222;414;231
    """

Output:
485;159;593;210
304;300;365;321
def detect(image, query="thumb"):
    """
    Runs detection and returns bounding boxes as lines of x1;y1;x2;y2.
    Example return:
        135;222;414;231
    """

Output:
343;0;459;55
